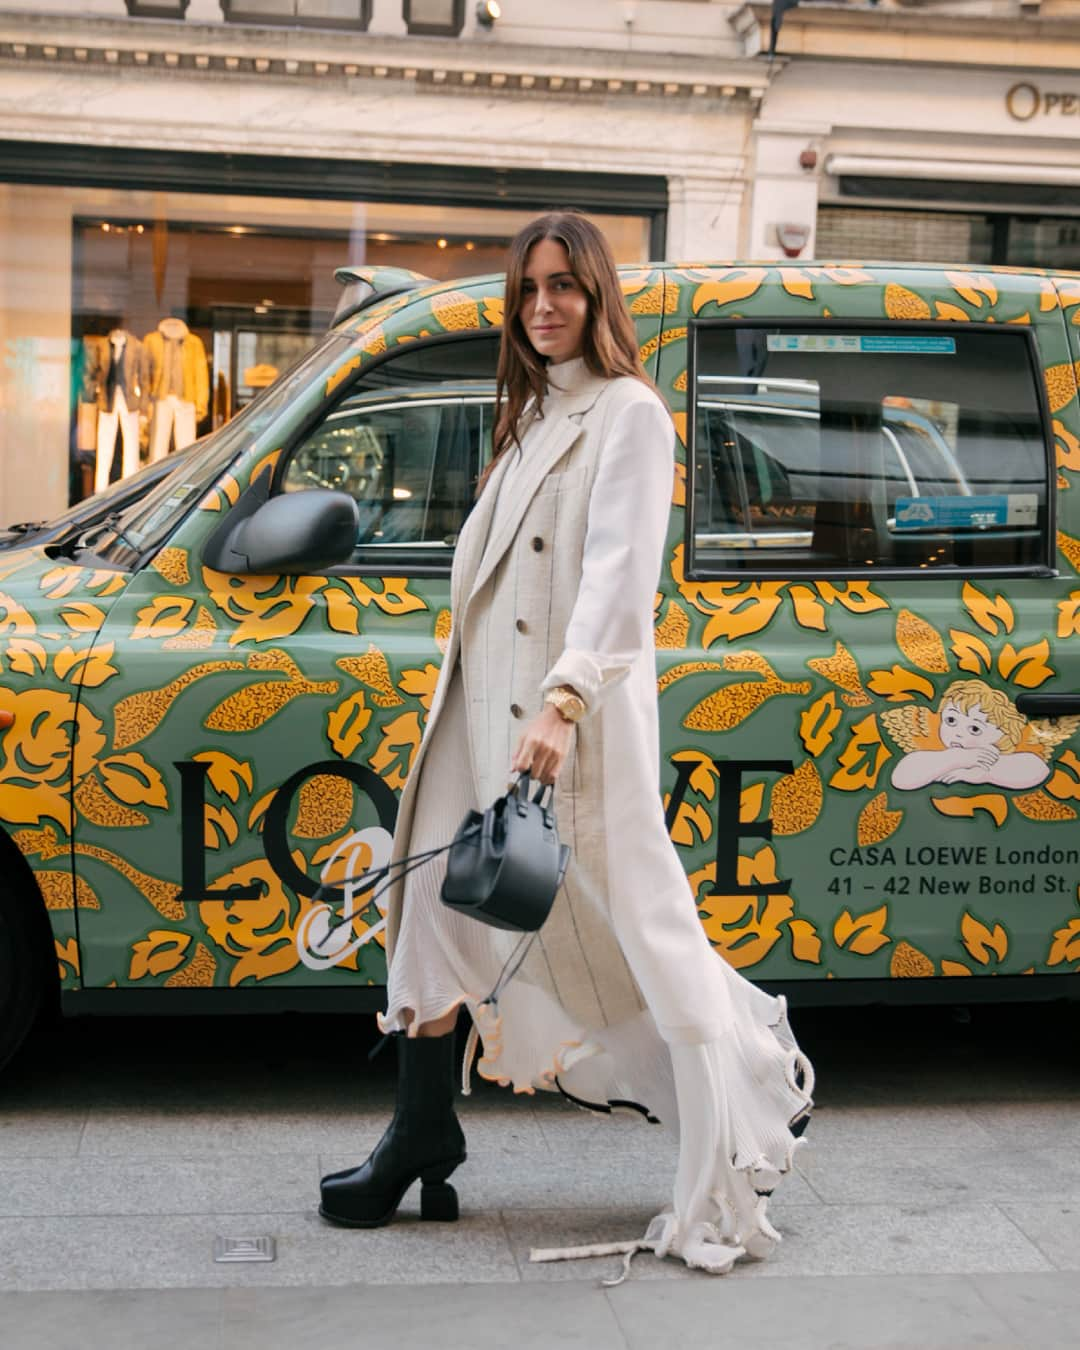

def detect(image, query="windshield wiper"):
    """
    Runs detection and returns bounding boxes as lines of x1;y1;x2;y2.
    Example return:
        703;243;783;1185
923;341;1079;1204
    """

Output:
73;511;143;557
5;520;47;535
101;512;143;552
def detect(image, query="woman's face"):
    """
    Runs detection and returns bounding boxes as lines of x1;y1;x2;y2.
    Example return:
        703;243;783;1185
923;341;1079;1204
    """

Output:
519;238;588;364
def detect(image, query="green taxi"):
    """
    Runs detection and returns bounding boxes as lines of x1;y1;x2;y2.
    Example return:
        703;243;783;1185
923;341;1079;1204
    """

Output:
2;260;1078;1070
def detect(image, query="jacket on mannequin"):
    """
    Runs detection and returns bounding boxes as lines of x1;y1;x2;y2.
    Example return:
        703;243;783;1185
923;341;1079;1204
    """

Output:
103;330;150;416
144;317;209;421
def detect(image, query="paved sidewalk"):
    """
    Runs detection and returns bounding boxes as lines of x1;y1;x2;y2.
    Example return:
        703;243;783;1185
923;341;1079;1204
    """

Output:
4;1270;1080;1350
1;1003;1078;1347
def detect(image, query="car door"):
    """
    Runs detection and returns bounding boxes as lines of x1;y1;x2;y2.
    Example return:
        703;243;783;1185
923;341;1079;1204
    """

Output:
655;265;1079;987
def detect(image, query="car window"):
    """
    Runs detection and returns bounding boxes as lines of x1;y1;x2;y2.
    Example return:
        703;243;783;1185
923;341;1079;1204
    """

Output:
280;335;499;569
690;327;1050;574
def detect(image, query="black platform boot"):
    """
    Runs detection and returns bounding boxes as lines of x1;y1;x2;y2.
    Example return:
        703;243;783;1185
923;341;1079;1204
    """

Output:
319;1032;466;1228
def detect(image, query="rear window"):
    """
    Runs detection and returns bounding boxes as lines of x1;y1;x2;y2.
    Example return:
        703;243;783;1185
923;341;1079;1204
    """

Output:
688;325;1052;575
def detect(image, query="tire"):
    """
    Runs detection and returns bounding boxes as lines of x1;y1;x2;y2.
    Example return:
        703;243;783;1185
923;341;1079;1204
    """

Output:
0;867;52;1072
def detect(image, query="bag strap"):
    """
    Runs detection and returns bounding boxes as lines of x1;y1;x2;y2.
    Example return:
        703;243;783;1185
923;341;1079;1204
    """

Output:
509;770;555;824
308;825;482;952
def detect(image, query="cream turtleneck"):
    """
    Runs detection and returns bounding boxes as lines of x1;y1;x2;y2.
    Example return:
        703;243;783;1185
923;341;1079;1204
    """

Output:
543;355;590;406
480;357;592;541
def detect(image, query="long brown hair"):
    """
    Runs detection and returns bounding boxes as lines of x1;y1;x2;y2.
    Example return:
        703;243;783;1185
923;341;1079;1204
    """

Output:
481;210;651;493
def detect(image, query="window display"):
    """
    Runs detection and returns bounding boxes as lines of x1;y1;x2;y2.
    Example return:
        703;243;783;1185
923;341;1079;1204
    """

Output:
67;207;355;501
0;187;651;510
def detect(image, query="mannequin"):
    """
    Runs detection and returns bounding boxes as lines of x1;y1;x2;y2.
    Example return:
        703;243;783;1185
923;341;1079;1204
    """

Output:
95;330;148;493
144;317;209;460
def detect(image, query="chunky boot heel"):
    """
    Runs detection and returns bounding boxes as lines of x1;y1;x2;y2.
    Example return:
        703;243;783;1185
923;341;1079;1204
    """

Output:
420;1181;459;1222
319;1031;467;1229
419;1156;465;1186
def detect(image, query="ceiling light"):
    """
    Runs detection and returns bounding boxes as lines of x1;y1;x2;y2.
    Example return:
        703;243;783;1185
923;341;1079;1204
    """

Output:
476;0;501;26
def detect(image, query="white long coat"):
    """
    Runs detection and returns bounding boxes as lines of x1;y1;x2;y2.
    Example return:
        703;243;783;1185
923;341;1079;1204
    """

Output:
385;364;750;1049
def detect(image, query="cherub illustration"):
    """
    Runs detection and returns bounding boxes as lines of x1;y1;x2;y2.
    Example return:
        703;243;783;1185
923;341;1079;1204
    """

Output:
881;678;1079;791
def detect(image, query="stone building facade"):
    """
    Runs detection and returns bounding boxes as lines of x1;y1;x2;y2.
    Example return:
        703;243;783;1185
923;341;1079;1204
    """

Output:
742;1;1080;268
3;1;1080;520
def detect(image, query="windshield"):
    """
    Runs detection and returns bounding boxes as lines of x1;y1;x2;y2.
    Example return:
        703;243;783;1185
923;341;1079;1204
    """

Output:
2;447;193;535
78;332;353;569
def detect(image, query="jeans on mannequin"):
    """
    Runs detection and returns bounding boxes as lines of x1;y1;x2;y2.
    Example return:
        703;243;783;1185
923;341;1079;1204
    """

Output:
149;395;197;462
95;388;140;493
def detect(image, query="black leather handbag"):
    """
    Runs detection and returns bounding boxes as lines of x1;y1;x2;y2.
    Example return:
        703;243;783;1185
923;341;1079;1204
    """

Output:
441;772;570;932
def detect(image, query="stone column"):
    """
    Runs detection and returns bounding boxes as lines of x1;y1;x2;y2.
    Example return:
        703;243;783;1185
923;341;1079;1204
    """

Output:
0;184;72;522
746;121;830;261
665;173;747;262
368;0;408;36
185;0;223;21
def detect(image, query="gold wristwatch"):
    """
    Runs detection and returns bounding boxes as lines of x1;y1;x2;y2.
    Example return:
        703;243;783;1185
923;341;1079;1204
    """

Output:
544;686;586;723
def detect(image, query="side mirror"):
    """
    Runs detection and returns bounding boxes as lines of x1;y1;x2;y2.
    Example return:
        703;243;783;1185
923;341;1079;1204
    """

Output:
204;488;359;574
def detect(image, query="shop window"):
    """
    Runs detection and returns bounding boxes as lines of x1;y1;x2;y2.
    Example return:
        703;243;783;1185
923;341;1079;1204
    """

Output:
2;176;648;520
281;335;499;570
70;215;351;503
125;0;190;16
220;0;372;28
403;0;465;37
1007;217;1080;271
689;324;1049;576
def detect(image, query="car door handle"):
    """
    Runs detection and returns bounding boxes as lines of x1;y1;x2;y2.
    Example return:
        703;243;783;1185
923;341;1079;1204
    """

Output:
1016;693;1080;718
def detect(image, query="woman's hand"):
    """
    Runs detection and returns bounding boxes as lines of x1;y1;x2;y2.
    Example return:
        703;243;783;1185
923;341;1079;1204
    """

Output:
511;705;574;785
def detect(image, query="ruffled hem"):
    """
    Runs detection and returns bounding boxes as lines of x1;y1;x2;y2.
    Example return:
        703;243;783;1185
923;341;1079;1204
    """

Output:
386;975;813;1280
526;991;813;1281
377;994;469;1041
662;992;812;1275
382;990;596;1101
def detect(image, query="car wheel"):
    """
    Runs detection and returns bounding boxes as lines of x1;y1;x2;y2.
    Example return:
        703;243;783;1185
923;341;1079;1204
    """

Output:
0;869;53;1072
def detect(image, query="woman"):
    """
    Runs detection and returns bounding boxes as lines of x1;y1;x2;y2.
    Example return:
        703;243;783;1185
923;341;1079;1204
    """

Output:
319;211;813;1274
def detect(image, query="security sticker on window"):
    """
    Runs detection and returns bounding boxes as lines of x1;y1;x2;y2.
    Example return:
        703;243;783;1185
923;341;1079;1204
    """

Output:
894;494;1037;531
140;483;202;537
766;335;957;355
